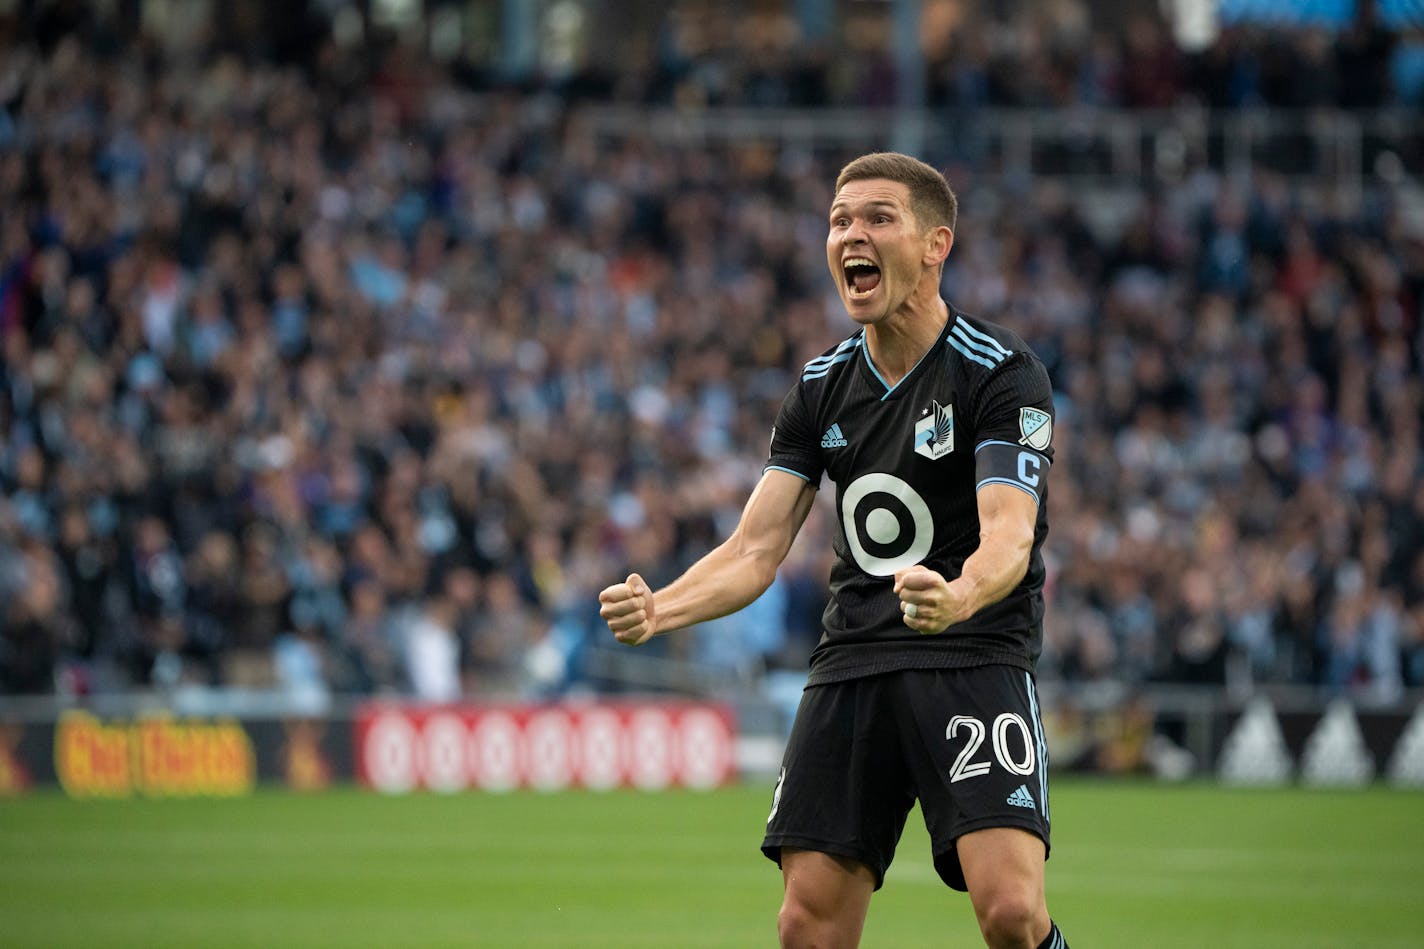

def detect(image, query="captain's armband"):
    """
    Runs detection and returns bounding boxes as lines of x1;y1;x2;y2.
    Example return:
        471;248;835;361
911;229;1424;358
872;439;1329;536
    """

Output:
974;440;1049;505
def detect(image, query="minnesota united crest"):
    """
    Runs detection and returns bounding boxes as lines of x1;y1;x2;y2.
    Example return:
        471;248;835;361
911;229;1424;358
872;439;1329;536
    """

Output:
914;400;954;460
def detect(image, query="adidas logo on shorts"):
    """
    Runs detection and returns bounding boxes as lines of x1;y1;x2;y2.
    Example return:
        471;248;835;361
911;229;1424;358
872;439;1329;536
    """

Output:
1007;784;1036;809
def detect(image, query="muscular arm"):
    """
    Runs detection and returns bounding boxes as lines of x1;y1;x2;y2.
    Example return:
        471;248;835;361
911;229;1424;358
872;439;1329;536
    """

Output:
600;469;818;645
895;483;1038;634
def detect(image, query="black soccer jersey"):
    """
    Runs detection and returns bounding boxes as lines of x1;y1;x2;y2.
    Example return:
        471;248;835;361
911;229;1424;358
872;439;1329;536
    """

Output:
766;306;1055;685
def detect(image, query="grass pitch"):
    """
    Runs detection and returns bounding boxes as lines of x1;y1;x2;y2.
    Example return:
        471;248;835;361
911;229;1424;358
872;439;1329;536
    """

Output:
1;778;1420;948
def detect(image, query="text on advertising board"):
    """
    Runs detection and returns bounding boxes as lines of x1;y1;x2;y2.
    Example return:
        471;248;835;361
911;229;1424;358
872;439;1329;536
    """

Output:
355;702;737;793
55;711;256;798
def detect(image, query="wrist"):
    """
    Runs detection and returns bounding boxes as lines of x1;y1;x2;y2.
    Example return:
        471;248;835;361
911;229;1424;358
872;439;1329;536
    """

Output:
946;574;983;623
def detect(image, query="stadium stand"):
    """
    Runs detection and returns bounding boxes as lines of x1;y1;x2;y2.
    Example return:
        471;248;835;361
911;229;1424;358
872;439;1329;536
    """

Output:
0;1;1420;738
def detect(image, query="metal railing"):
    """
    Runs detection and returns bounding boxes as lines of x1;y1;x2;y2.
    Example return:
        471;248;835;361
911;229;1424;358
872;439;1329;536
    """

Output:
577;104;1423;187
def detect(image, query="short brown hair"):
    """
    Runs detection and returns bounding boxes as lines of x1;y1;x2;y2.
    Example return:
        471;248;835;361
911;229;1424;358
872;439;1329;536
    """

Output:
835;152;957;233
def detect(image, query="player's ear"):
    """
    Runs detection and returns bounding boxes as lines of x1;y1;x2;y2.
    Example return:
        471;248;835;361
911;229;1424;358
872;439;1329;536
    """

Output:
923;226;953;267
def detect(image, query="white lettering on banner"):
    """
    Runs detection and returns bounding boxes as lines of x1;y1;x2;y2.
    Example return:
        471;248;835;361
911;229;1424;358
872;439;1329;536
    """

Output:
353;702;737;793
578;708;624;792
526;710;575;792
423;713;468;793
680;708;734;790
364;713;418;794
472;712;522;793
629;709;676;791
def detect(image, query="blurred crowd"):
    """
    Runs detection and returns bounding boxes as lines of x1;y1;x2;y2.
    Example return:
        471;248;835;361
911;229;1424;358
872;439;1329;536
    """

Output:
639;1;1424;112
0;6;1421;706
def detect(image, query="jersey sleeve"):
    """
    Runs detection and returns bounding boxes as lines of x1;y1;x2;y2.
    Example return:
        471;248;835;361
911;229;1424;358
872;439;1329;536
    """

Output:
971;355;1055;505
764;383;824;488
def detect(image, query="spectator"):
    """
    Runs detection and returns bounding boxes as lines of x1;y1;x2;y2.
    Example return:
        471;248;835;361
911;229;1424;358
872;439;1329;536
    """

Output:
0;9;1419;709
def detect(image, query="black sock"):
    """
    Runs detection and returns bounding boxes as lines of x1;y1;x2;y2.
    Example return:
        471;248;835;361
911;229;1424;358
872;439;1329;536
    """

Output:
1035;921;1068;949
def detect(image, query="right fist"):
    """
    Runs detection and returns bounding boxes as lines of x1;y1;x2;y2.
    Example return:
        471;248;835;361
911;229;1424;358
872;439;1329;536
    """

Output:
598;572;657;646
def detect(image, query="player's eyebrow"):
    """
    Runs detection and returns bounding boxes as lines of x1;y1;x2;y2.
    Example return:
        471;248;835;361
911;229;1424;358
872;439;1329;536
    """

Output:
829;199;903;218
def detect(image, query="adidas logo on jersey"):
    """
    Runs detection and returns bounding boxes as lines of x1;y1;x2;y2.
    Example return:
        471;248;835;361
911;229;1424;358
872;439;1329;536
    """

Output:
821;423;848;449
1007;784;1036;809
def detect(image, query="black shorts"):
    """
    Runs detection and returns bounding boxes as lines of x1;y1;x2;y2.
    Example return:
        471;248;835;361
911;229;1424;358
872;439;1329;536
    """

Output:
761;666;1052;891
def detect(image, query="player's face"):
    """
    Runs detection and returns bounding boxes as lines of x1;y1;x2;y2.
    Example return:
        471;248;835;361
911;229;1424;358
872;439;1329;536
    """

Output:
827;179;932;325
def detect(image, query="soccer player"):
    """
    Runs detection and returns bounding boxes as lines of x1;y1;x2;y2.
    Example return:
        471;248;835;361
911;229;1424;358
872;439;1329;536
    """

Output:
598;152;1069;949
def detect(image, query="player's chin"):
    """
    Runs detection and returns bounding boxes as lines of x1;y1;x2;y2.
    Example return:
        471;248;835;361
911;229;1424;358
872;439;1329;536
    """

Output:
844;300;883;324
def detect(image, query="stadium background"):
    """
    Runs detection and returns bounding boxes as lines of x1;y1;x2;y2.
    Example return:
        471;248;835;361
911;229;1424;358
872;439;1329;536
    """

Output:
0;1;1422;943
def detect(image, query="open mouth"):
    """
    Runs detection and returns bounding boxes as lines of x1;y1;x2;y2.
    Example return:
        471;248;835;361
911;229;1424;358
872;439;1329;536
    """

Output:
844;257;881;298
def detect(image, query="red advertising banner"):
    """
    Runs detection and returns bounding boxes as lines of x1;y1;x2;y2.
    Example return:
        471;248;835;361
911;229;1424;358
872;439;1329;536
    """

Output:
354;701;738;793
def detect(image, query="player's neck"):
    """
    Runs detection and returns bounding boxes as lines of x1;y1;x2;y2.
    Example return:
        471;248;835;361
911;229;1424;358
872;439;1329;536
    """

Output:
864;295;949;387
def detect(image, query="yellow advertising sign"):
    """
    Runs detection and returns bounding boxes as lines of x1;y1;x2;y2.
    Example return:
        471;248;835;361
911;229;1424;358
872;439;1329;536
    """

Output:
55;712;255;798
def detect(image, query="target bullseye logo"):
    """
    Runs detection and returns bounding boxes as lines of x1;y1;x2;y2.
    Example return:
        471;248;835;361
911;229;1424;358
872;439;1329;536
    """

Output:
357;703;736;792
841;472;933;576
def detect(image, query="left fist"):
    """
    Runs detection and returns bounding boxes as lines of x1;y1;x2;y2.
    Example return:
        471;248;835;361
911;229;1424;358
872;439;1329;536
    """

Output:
894;565;951;635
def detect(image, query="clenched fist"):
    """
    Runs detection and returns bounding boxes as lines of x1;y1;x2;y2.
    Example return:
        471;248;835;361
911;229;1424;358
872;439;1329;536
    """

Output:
598;572;658;646
894;564;956;635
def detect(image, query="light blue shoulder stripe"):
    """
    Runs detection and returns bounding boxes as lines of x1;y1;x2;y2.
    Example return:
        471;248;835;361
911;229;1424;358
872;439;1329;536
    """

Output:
949;323;1007;364
802;351;856;380
947;336;998;369
954;318;1012;357
802;336;862;374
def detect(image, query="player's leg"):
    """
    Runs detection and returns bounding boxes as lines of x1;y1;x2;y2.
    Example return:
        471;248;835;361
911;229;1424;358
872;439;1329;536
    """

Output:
897;667;1069;948
762;677;916;947
957;826;1057;949
777;847;876;949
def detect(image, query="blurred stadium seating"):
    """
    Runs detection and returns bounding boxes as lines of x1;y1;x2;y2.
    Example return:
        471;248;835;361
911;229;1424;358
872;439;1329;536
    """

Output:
0;0;1421;781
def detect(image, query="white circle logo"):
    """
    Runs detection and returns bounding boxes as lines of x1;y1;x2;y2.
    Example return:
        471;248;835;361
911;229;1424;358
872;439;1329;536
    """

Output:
471;712;522;793
841;473;933;576
364;714;417;794
421;713;469;793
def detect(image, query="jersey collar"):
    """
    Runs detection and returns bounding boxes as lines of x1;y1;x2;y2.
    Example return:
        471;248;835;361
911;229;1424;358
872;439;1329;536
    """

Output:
857;310;956;402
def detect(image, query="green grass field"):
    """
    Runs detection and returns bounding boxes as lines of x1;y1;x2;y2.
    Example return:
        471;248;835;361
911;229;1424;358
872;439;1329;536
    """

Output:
1;778;1421;948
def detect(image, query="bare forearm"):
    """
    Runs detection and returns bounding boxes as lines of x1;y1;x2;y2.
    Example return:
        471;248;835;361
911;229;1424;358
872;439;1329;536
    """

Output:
600;471;816;647
651;540;779;634
948;531;1031;622
896;485;1039;635
940;483;1037;625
